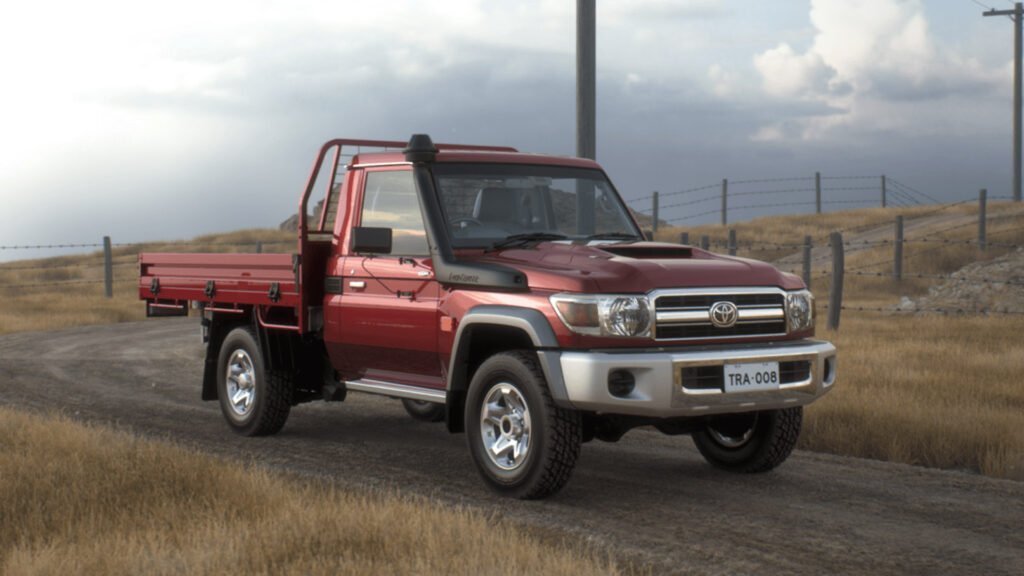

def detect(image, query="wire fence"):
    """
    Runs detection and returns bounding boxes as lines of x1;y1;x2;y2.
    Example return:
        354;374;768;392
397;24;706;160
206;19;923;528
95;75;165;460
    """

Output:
628;173;1013;228
2;192;1023;326
0;238;294;292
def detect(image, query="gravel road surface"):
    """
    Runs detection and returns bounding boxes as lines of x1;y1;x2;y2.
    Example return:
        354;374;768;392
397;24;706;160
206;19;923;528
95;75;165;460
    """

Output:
2;319;1021;575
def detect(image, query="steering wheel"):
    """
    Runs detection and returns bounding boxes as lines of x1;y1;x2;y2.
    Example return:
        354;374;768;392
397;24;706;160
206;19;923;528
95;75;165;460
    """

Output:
451;217;484;229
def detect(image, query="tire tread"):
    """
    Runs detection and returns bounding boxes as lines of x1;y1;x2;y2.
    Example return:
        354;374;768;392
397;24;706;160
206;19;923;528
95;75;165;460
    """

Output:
250;369;292;436
509;351;582;499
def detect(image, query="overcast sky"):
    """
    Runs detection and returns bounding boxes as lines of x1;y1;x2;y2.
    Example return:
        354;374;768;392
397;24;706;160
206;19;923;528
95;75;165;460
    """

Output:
0;0;1018;261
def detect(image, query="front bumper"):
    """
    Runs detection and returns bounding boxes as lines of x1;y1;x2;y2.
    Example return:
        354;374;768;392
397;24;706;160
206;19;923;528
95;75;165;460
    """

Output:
539;339;836;418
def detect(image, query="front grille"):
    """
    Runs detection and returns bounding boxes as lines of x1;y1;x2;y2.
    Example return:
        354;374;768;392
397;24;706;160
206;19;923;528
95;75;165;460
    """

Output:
654;290;787;341
680;366;724;390
779;361;811;384
657;293;783;308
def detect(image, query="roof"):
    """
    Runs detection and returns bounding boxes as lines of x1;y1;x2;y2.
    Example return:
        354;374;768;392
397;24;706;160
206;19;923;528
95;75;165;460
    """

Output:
350;149;603;169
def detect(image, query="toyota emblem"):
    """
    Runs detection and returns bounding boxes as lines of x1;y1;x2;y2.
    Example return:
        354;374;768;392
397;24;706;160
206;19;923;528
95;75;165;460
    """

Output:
709;301;738;328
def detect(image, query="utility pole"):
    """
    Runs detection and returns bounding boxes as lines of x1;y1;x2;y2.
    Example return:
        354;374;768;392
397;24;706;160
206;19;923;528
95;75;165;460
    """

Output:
984;3;1024;202
577;0;596;160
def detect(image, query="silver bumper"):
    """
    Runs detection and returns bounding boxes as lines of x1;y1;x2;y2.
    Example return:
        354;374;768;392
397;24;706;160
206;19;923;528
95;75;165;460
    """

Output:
540;340;836;418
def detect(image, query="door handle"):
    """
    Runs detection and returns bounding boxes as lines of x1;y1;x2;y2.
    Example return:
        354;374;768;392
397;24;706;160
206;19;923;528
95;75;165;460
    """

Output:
348;281;366;289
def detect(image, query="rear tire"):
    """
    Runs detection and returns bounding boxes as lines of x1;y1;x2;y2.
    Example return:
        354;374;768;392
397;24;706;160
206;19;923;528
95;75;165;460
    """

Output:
692;407;802;473
465;351;581;499
401;399;445;422
216;327;291;436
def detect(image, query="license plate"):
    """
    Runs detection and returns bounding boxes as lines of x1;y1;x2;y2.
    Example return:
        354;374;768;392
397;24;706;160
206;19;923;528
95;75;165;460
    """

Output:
723;361;780;392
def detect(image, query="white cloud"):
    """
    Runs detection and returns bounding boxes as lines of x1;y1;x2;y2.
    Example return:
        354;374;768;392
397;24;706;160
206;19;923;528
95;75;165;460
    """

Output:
750;0;1004;141
753;43;835;98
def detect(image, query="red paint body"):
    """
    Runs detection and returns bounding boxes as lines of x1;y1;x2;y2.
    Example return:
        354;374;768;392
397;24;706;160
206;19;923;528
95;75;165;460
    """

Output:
139;140;811;389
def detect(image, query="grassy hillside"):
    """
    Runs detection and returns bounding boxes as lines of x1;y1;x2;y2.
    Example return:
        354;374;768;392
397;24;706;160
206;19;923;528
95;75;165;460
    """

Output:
0;407;619;575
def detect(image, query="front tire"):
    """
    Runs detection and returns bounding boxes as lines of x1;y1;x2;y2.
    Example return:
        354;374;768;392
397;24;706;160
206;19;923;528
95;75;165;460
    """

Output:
401;399;445;422
465;351;581;499
692;407;802;473
216;327;291;436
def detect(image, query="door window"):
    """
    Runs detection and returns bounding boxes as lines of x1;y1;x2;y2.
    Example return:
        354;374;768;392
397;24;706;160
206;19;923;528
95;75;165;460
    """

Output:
360;170;429;256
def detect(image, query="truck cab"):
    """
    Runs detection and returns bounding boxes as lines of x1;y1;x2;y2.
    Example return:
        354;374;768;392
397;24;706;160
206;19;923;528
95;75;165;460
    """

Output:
140;135;836;499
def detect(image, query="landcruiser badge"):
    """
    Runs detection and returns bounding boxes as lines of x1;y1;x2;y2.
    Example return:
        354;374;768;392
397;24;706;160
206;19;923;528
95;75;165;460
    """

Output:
709;301;738;328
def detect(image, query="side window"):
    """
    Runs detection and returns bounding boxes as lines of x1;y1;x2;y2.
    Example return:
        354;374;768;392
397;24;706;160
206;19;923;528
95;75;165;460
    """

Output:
360;170;429;256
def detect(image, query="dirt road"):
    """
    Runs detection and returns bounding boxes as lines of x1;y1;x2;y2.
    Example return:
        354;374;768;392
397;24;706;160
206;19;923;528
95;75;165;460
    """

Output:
1;319;1021;575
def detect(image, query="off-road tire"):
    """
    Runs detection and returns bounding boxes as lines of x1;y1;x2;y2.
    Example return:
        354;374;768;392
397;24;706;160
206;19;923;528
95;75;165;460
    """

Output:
401;399;446;422
465;351;582;499
692;407;802;473
216;327;292;436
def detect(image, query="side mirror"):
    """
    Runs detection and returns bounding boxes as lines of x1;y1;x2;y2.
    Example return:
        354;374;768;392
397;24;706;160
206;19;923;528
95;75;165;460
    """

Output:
352;227;392;254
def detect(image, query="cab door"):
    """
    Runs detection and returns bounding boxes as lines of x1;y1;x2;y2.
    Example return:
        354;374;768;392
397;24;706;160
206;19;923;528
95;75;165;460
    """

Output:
328;168;442;389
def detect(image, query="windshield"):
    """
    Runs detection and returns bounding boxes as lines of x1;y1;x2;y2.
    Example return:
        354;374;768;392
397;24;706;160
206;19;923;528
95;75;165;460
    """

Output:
432;163;641;249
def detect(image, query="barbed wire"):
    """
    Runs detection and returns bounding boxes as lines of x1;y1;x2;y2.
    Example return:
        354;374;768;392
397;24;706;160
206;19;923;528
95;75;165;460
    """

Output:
659;195;720;211
727;187;816;198
845;270;1024;286
0;279;107;288
729;176;815;185
819;175;878;181
886;186;922;206
816;197;985;242
652;182;721;200
821;304;1024;316
0;243;105;250
887;178;942;204
665;207;722;223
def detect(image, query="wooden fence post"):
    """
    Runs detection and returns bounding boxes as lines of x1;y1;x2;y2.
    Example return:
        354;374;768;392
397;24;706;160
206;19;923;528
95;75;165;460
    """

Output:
103;236;113;298
652;191;659;233
894;215;903;281
815;172;821;214
728;229;737;256
679;231;689;245
802;235;812;286
881;175;887;208
699;235;709;250
828;231;844;331
979;189;987;251
256;241;263;254
721;179;728;226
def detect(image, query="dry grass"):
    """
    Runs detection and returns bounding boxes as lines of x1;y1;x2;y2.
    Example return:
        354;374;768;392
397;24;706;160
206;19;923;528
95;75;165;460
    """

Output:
0;407;620;575
800;313;1024;480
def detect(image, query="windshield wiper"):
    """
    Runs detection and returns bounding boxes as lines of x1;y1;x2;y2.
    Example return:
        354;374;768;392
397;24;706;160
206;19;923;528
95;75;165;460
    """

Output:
582;232;641;242
487;232;568;252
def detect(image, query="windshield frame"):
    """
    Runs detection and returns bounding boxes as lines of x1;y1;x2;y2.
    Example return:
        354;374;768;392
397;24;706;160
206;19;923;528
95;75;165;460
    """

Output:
430;162;642;250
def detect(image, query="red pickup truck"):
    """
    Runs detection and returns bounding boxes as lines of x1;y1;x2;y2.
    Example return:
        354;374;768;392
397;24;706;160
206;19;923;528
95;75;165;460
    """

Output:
140;135;836;499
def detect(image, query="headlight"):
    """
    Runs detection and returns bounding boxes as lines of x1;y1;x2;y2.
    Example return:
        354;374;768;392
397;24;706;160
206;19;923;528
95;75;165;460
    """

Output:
550;294;652;337
785;290;815;332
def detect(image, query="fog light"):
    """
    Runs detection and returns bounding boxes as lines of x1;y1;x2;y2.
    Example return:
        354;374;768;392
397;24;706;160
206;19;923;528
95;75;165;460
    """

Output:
608;370;636;397
823;357;836;386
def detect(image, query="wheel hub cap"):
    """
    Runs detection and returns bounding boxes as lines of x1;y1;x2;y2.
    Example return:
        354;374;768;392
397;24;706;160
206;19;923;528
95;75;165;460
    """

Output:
480;383;532;471
225;349;256;418
708;414;758;448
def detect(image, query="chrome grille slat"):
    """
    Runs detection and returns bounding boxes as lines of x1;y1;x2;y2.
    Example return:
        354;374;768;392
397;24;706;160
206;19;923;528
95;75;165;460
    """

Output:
653;288;787;341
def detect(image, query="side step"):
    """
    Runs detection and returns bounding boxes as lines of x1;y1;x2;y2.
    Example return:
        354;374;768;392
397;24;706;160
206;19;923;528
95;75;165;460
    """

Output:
343;378;446;404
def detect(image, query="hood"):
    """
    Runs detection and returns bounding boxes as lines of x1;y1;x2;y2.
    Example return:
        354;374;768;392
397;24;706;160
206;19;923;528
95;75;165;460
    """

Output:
462;241;802;293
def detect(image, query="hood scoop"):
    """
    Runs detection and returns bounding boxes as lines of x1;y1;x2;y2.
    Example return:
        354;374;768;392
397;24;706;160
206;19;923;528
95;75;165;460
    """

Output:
598;244;693;260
